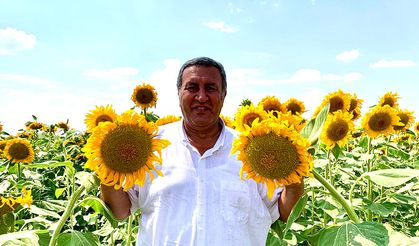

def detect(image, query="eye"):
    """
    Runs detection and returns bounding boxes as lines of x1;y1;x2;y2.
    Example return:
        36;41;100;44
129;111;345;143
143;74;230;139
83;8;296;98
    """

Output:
185;84;197;92
206;85;217;92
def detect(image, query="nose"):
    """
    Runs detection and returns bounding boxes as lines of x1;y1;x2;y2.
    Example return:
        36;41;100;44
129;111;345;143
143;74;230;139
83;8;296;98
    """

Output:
196;88;208;102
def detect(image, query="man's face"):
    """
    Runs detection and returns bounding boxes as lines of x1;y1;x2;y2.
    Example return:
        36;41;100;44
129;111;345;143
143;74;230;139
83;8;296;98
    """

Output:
178;65;226;129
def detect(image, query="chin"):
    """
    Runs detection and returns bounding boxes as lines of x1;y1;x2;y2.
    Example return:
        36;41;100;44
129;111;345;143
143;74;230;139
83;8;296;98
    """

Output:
191;117;217;127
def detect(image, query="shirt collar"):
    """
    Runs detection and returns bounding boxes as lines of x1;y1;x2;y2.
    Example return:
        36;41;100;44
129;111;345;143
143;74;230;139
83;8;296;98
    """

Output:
179;118;226;156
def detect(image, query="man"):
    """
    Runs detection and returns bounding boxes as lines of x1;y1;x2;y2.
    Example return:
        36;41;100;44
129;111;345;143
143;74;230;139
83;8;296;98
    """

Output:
100;57;304;245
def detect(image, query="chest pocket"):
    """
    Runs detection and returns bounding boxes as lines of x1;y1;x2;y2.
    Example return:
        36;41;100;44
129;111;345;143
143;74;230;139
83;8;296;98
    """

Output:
219;181;250;224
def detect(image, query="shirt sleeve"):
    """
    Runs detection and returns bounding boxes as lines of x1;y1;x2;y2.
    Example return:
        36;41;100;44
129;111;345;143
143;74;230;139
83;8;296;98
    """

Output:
126;184;140;214
126;175;152;215
257;183;283;223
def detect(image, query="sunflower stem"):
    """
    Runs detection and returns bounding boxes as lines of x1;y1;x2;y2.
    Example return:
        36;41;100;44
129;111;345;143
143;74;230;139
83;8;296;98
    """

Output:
366;137;373;221
17;163;21;180
48;185;85;246
312;169;360;223
310;189;317;223
323;149;333;226
126;214;134;246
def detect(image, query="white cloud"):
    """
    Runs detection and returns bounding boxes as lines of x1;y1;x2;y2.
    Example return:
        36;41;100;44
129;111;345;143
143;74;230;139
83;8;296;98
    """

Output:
369;59;416;68
0;27;36;55
343;72;363;82
0;73;58;89
323;73;342;81
228;68;322;86
323;72;363;82
336;49;360;62
289;69;322;82
83;67;139;80
202;21;237;33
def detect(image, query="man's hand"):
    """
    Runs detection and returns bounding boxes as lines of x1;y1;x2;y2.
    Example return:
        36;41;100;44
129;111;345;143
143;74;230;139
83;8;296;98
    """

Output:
278;179;304;221
100;184;132;220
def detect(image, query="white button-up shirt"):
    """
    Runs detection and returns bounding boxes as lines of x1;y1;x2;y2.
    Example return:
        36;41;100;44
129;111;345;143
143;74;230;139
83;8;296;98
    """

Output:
127;120;282;246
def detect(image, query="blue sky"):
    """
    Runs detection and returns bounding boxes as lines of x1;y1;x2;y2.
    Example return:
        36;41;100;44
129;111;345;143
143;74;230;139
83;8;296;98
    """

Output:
1;0;418;133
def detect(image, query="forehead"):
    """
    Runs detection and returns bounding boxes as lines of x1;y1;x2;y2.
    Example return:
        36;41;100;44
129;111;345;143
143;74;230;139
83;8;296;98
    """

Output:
181;65;222;85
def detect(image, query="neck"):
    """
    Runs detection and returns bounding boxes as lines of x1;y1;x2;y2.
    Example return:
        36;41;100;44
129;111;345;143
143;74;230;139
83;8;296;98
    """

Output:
184;119;222;155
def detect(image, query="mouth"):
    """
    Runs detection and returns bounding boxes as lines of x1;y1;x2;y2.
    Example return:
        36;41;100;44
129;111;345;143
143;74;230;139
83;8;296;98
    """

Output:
192;105;210;113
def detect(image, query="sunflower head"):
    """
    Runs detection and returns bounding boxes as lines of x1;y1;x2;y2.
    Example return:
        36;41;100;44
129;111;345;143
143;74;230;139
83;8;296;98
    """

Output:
220;115;234;129
0;187;32;216
4;139;34;164
415;122;419;134
393;109;415;131
26;122;46;131
283;98;306;116
0;140;6;158
393;133;414;143
131;83;158;110
270;111;307;132
378;92;399;108
232;119;312;200
0;140;7;151
234;105;268;132
15;131;33;139
258;96;282;116
83;110;170;191
313;89;351;118
351;128;364;139
84;105;118;133
155;115;182;126
361;105;401;138
320;110;354;149
348;93;363;121
0;122;3;132
57;121;70;132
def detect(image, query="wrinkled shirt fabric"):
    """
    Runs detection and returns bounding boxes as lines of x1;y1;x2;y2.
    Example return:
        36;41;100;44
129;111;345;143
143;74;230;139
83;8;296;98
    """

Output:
127;120;281;246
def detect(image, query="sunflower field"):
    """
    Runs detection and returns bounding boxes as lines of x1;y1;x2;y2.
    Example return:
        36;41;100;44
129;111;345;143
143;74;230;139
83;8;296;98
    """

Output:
0;85;418;246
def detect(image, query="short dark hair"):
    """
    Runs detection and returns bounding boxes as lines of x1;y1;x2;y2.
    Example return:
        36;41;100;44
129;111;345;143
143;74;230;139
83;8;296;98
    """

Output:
176;57;227;94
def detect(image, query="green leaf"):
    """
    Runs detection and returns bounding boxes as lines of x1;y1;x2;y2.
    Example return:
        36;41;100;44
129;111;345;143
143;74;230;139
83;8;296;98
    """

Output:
317;221;389;246
78;196;118;228
266;232;289;246
26;161;74;169
318;199;340;218
55;188;66;198
29;205;61;219
301;103;329;145
0;230;45;246
331;144;342;160
26;161;76;180
283;194;308;237
384;223;419;246
358;136;369;148
309;103;330;145
0;213;15;234
391;194;418;204
90;220;114;237
301;118;315;139
75;171;100;193
364;202;395;217
57;231;99;246
145;112;159;123
35;230;50;246
270;220;285;238
363;169;419;187
386;145;410;160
